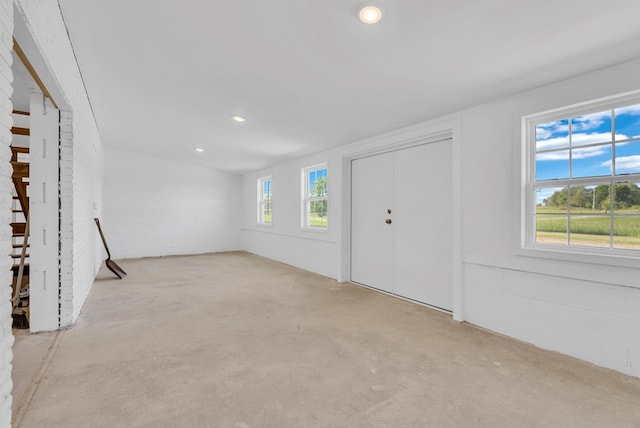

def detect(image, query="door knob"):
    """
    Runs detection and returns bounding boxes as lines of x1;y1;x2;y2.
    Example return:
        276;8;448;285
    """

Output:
385;219;392;224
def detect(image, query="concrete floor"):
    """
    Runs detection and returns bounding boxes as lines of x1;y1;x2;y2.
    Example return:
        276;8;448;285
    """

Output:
11;252;640;427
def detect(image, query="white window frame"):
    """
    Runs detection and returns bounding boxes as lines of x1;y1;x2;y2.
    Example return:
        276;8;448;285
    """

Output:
522;90;640;264
302;163;328;230
257;175;272;225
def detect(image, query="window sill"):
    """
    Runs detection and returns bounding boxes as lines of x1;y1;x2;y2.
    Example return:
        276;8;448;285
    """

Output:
517;244;640;269
301;226;329;234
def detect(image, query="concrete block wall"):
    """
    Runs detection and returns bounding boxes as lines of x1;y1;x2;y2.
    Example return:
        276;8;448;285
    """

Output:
103;148;242;259
0;0;12;424
463;263;640;377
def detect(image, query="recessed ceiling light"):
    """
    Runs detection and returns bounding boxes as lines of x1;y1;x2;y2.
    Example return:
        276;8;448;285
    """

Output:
359;6;382;24
195;148;204;152
232;115;246;123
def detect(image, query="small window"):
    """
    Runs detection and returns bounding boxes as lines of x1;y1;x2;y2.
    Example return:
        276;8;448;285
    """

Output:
302;164;328;228
257;176;272;224
523;94;640;256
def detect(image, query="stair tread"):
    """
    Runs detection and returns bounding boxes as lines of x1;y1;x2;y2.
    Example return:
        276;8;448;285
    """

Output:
11;127;29;136
11;264;29;269
10;254;29;259
12;244;30;248
11;223;26;237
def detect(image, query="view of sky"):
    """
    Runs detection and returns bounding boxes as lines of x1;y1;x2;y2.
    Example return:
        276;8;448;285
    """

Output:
535;103;640;205
308;168;328;197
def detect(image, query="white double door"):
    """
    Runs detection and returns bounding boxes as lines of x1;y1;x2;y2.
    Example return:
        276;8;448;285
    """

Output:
350;140;452;311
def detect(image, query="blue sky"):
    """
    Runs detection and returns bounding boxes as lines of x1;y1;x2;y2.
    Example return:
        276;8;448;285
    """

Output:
308;168;327;196
536;103;640;180
535;103;640;205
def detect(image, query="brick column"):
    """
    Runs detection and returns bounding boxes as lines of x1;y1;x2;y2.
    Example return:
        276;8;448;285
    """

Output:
59;110;73;327
0;0;14;424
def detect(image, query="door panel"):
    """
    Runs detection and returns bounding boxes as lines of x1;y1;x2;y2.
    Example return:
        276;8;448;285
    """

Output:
350;139;453;311
350;152;394;293
394;141;452;310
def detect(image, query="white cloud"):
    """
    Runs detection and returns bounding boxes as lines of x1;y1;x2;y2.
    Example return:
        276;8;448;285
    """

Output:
571;132;627;147
536;145;608;161
615;103;640;116
572;146;609;160
536;120;568;141
536;135;569;151
537;150;568;161
537;132;630;151
571;110;610;132
601;155;640;173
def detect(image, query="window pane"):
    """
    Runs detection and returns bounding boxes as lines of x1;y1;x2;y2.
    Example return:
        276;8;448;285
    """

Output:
536;186;567;245
571;184;614;248
309;168;327;197
536;150;569;181
263;201;272;223
571;110;612;147
536;186;568;211
613;216;640;250
571;144;611;178
613;182;640;211
568;185;592;210
613;182;640;249
304;165;328;228
614;140;640;175
614;103;640;141
568;214;611;248
592;183;612;212
258;177;272;224
308;199;328;227
536;119;569;151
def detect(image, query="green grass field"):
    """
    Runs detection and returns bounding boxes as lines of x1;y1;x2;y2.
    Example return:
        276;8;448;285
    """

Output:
536;207;640;249
308;213;328;227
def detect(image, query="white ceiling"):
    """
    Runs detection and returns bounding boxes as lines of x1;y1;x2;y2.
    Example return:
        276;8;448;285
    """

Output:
58;0;640;174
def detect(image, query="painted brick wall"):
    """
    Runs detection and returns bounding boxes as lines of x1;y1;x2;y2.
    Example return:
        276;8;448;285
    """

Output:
59;110;73;327
103;148;242;259
463;263;640;377
16;0;104;323
0;0;13;424
71;118;102;321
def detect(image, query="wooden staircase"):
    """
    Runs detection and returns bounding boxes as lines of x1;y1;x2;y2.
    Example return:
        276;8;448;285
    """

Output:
11;145;30;309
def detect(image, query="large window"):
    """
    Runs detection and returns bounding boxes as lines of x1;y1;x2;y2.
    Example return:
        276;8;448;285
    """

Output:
523;93;640;255
302;164;328;228
258;176;272;224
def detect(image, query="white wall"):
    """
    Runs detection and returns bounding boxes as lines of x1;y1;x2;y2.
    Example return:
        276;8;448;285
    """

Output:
242;58;640;378
0;0;15;423
103;147;242;259
242;149;342;279
457;59;640;378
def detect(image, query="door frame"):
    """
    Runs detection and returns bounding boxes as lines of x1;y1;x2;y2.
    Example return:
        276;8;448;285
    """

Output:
340;118;464;321
13;4;74;331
